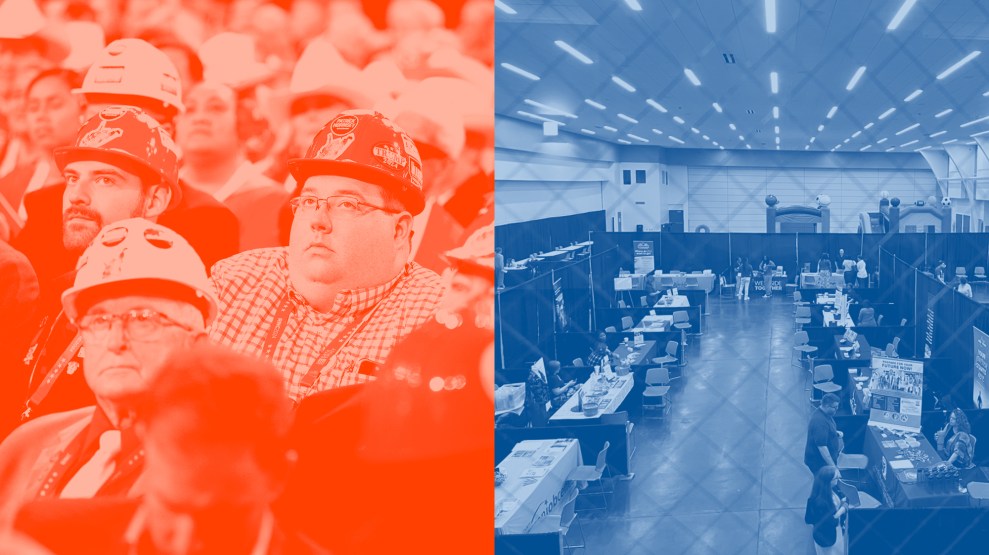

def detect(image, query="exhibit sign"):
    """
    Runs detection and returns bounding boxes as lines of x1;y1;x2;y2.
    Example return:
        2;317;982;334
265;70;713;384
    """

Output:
974;327;989;409
868;356;925;433
553;276;567;331
924;292;936;359
632;240;655;274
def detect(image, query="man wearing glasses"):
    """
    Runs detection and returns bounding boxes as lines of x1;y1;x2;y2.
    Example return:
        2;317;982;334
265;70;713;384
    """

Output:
0;218;216;528
209;110;443;402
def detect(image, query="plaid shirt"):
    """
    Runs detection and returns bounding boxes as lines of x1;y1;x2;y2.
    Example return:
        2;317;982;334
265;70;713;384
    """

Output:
208;248;443;401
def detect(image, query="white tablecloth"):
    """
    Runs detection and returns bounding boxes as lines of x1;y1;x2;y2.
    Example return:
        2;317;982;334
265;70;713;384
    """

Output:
550;374;634;421
653;295;690;308
495;439;582;535
629;314;674;332
652;272;716;293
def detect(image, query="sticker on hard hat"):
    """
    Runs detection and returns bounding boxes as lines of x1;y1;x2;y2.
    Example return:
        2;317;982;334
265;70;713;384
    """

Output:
314;133;355;161
400;133;420;160
330;114;359;136
373;143;407;170
409;159;423;189
99;107;129;121
80;121;123;148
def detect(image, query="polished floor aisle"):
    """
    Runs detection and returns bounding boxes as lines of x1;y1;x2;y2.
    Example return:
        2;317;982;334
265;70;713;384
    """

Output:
578;294;819;554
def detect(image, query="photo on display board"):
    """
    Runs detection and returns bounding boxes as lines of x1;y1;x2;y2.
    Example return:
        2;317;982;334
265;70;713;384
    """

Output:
0;0;494;553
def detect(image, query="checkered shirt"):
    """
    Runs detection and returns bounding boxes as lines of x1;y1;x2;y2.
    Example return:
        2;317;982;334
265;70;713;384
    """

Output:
208;248;443;401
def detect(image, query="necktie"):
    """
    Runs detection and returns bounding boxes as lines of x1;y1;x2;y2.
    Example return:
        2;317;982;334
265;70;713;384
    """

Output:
60;429;122;498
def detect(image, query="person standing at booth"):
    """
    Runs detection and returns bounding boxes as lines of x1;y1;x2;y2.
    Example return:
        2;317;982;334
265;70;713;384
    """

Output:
856;255;868;288
762;257;776;298
804;465;848;555
737;257;753;301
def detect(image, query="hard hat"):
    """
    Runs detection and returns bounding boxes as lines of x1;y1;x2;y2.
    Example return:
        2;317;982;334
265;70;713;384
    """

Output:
74;39;184;114
0;0;70;62
288;110;425;215
288;38;378;108
361;59;409;101
53;106;182;209
442;223;494;280
62;218;218;324
378;78;465;160
198;32;277;91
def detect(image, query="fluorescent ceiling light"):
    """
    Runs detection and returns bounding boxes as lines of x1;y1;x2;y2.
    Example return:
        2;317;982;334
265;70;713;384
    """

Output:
876;137;888;144
916;146;932;152
835;144;843;150
904;89;923;102
618;139;631;144
984;91;989;97
843;138;850;143
646;99;667;112
817;124;825;132
652;128;663;135
899;139;918;147
971;129;989;137
673;116;685;124
961;115;989;128
611;75;636;92
805;145;810;150
770;72;779;94
684;68;702;86
864;122;874;129
712;141;719;146
624;0;642;11
603;125;618;132
585;99;606;110
929;131;947;138
669;136;685;144
774;126;780;134
628;133;648;142
775;137;780;144
765;0;776;33
738;135;745;140
895;123;920;135
516;111;566;124
746;144;752;149
712;102;723;113
885;147;895;152
968;141;979;145
690;127;700;134
887;0;918;31
937;51;981;80
702;134;710;140
846;66;866;91
494;0;517;15
943;139;957;144
852;131;862;138
826;106;838;119
878;107;896;119
617;113;638;123
523;99;577;118
810;137;816;143
554;41;594;64
729;123;737;131
500;63;539;80
861;145;872;151
935;108;953;118
580;129;596;135
773;106;779;119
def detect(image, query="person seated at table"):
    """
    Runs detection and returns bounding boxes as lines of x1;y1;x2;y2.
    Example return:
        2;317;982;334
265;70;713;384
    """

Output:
525;360;575;427
936;409;977;470
587;331;612;367
856;301;877;326
958;276;973;299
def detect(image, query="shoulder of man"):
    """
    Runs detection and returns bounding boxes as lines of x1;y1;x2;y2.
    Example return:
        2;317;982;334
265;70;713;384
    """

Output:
393;262;444;310
15;496;138;554
1;406;95;450
211;247;288;285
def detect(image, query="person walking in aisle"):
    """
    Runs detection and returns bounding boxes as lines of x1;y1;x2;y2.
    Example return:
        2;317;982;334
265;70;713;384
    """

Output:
855;255;868;288
738;257;753;301
761;256;776;298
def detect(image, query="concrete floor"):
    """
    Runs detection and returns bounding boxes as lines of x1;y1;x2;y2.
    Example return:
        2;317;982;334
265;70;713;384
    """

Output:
573;294;820;555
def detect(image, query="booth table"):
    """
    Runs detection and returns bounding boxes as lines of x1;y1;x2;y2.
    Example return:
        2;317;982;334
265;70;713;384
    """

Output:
651;272;716;293
495;438;583;535
629;314;673;333
801;272;846;289
504;266;534;287
651;296;702;334
653;295;690;308
862;426;971;508
612;340;658;368
833;334;870;365
752;273;787;293
550;374;634;422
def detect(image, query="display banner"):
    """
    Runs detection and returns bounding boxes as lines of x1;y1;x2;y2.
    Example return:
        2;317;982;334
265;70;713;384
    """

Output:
553;276;567;331
868;356;925;432
924;293;936;359
974;327;989;409
632;240;654;274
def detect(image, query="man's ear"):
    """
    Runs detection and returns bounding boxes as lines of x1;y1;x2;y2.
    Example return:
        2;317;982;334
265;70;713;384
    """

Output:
393;212;414;244
144;183;172;218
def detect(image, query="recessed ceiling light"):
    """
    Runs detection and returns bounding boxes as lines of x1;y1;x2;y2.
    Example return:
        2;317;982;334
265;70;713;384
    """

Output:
646;99;668;113
617;113;639;123
770;72;779;94
904;89;923;102
523;99;577;118
895;123;920;135
900;139;918;147
864;122;874;129
877;137;888;144
809;137;816;143
878;107;896;119
611;75;636;92
852;131;862;138
937;51;981;80
624;0;643;11
943;139;958;144
516;111;565;125
712;102;723;113
603;125;618;132
887;0;918;31
684;68;702;86
690;127;700;134
935;108;953;118
652;128;663;135
500;63;539;80
673;116;685;124
618;139;632;144
628;133;648;142
817;124;825;132
495;0;517;15
585;99;606;110
765;0;777;33
729;123;737;130
826;106;838;119
846;66;867;91
669;136;685;144
554;40;594;64
929;131;947;138
960;115;989;128
773;106;779;119
861;145;872;151
580;129;596;135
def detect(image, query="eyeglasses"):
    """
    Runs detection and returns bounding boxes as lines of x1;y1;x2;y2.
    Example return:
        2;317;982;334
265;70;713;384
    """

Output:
289;195;402;217
77;309;194;342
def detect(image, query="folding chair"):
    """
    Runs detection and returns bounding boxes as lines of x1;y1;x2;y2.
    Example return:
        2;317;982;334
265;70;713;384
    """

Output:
795;306;812;331
651;341;681;378
640;295;649;307
792;331;818;369
720;276;736;298
811;364;842;403
570;441;613;512
604;326;617;333
642;368;671;419
528;483;585;554
621;316;634;330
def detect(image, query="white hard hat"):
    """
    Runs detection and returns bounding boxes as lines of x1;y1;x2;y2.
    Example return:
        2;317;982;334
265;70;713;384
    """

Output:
361;59;409;101
74;39;185;114
0;0;70;62
288;38;377;108
198;32;277;90
62;218;218;324
378;78;466;160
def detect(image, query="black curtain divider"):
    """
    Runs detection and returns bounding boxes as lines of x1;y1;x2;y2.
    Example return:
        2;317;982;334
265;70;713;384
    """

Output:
494;210;606;263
